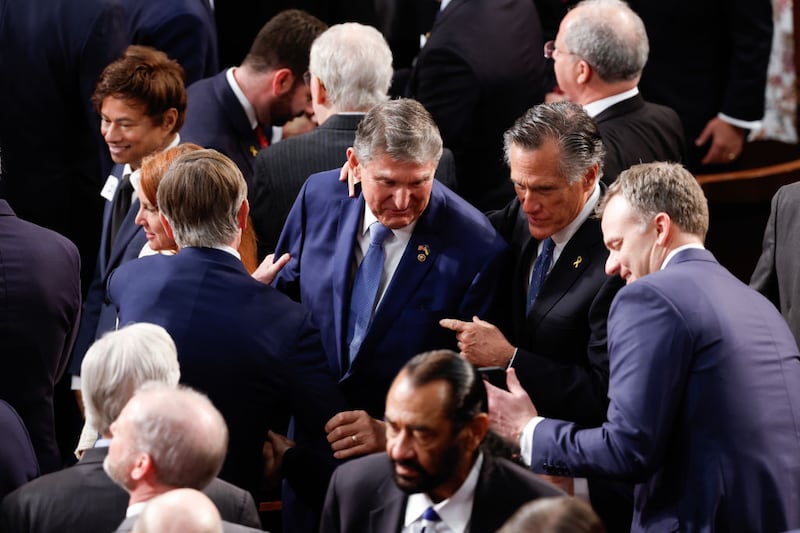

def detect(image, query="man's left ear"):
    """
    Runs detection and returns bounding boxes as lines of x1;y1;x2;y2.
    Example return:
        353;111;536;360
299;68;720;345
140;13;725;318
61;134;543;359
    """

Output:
237;199;250;230
653;212;671;245
272;68;295;96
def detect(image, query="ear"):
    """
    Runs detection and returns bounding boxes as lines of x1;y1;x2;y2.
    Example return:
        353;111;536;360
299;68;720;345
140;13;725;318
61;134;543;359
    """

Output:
312;75;328;106
237;199;250;230
161;108;178;132
581;163;599;191
464;413;490;453
653;212;672;245
346;147;360;178
576;60;593;85
159;212;175;241
129;452;153;482
271;68;295;96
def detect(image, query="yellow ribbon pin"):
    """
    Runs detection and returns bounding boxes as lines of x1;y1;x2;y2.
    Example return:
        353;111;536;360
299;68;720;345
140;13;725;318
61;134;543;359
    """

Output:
573;256;583;269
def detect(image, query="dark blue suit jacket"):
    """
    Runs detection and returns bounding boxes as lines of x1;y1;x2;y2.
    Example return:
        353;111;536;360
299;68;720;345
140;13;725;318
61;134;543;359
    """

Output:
181;71;263;186
0;200;81;473
122;0;219;85
108;247;347;496
273;170;509;418
69;164;147;375
532;249;800;532
0;401;39;500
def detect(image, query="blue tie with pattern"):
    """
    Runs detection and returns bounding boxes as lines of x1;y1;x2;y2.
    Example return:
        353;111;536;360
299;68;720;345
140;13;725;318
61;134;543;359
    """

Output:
421;506;441;533
347;222;392;365
527;237;555;314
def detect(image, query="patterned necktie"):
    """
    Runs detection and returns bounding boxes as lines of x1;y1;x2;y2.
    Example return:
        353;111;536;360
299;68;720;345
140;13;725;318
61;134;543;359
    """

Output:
109;173;133;247
346;222;392;365
254;124;269;148
420;506;441;533
527;237;555;314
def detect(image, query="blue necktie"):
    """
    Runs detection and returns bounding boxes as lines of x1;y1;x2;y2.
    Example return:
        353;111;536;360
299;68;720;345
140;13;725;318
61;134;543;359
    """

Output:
420;507;441;533
347;222;392;365
527;237;554;314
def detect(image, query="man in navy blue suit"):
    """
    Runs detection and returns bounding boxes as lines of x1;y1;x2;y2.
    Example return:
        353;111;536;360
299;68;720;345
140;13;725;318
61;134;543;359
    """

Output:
68;45;186;379
181;9;327;185
107;149;347;501
488;162;800;532
272;99;508;455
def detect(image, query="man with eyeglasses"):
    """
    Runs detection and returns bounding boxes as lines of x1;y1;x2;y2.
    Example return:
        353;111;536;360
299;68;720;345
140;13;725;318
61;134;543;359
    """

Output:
544;0;686;185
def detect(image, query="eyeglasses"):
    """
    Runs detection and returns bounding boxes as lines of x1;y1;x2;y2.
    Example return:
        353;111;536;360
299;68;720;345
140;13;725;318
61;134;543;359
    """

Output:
303;71;311;87
543;40;575;60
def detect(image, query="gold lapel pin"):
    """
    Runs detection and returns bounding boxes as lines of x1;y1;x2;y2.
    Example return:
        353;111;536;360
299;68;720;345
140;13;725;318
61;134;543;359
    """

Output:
573;256;583;269
249;146;258;157
417;244;430;262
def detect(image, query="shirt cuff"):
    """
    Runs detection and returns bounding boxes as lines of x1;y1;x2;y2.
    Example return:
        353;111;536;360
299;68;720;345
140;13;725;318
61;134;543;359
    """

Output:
507;347;519;368
519;416;545;467
71;375;82;391
718;112;762;131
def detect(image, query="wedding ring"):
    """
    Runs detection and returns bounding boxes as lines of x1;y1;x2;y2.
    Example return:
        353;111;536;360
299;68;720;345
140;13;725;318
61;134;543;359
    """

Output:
728;152;737;161
351;434;358;444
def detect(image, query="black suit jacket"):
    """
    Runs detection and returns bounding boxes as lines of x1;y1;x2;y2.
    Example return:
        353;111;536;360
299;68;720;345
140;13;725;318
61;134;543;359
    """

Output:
0;447;261;533
593;94;687;184
122;0;219;85
181;71;263;186
751;182;800;347
629;0;772;169
489;197;624;426
249;113;458;259
0;401;38;500
0;0;129;288
406;0;546;211
0;201;81;473
321;452;563;532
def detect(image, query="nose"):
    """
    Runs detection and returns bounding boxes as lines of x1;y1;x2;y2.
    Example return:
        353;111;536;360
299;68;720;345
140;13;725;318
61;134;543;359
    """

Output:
387;430;415;461
605;252;620;276
392;188;411;210
103;122;119;142
134;205;145;227
520;189;540;213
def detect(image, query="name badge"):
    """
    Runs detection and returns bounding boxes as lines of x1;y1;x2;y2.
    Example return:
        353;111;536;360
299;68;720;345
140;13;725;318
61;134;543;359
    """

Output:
100;175;119;201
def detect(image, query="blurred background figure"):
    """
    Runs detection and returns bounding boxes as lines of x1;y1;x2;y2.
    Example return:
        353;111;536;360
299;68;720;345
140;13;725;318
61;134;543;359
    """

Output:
131;489;223;533
498;496;606;533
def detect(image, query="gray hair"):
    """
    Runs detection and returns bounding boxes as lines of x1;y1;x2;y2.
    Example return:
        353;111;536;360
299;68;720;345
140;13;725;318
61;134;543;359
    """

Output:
309;23;392;111
157;149;247;248
562;0;649;82
498;496;606;533
127;383;229;490
81;323;179;435
598;162;709;239
503;102;605;184
352;98;443;166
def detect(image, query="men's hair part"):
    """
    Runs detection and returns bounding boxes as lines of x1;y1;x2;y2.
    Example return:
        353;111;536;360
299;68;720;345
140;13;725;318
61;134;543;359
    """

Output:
128;384;228;490
504;102;605;184
563;0;649;82
599;162;709;239
157;149;246;248
243;9;327;79
309;23;392;111
402;350;487;431
352;99;443;166
92;45;187;132
81;323;179;436
498;496;606;533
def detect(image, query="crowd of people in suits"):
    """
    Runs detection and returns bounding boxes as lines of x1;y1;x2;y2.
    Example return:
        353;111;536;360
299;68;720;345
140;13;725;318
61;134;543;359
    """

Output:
2;0;800;532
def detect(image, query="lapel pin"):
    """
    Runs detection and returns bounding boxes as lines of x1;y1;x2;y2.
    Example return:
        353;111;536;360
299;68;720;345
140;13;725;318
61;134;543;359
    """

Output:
573;256;583;269
417;244;430;262
249;146;258;157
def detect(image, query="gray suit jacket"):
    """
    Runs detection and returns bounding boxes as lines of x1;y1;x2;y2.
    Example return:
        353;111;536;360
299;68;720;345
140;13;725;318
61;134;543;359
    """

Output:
250;112;457;259
751;181;800;346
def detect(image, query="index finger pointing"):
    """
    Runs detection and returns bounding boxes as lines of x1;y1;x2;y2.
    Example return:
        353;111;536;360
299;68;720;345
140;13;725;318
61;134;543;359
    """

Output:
439;318;467;331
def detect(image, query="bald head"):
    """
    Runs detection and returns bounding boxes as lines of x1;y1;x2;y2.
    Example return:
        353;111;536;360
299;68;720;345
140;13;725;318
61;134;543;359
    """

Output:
132;489;223;533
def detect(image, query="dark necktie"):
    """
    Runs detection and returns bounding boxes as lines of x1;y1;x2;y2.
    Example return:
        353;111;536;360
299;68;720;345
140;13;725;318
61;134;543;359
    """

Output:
109;173;134;246
420;506;441;533
527;237;555;314
254;124;269;149
346;222;392;366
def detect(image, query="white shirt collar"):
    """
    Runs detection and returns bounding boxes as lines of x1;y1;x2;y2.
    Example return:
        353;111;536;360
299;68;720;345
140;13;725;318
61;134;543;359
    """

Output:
583;87;639;118
404;453;483;533
226;67;258;129
439;0;453;11
542;181;601;269
360;204;418;239
126;501;147;518
661;243;705;270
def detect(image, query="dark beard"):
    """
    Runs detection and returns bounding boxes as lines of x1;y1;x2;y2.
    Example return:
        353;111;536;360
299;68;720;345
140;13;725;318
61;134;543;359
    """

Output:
391;444;462;495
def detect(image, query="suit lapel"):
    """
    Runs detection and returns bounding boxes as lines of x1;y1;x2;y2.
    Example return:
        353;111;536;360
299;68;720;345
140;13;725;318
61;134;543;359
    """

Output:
99;164;125;274
368;478;407;533
333;195;365;377
527;219;602;332
106;199;141;272
217;73;259;166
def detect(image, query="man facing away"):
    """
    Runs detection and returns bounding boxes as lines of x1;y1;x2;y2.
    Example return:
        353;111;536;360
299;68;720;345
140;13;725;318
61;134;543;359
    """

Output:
488;162;800;532
321;349;563;533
